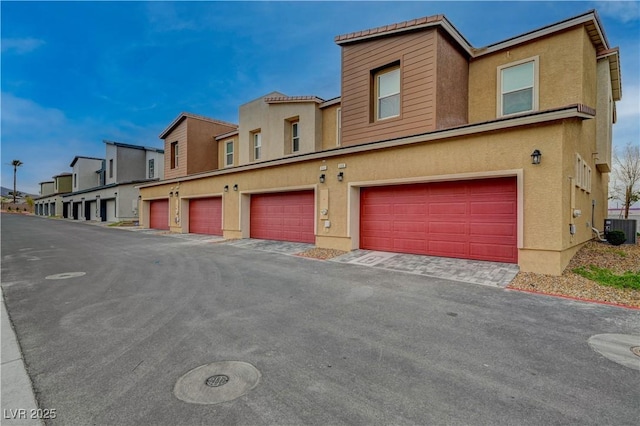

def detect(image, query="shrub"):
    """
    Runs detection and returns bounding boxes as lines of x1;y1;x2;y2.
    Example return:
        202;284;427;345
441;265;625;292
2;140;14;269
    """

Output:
606;230;626;246
7;206;11;211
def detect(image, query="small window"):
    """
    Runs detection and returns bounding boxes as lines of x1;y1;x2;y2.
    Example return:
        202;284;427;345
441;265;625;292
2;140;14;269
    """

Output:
149;159;154;178
291;121;300;152
171;142;179;169
109;159;113;178
73;173;77;188
375;66;400;120
252;132;262;161
225;141;234;166
498;57;538;116
575;154;583;188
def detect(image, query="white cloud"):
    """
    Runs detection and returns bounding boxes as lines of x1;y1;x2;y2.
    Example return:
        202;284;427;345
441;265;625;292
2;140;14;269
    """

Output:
1;37;45;54
591;1;640;23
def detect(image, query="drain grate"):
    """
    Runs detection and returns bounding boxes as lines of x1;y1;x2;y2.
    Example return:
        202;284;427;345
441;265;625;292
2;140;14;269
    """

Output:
205;375;229;387
174;361;261;405
631;346;640;357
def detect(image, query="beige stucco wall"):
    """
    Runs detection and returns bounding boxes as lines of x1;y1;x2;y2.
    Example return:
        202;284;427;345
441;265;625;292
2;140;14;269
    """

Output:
238;94;322;165
141;119;595;274
469;27;592;123
321;104;341;150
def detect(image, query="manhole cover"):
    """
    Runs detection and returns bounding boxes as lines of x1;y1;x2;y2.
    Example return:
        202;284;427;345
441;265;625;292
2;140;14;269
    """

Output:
174;361;261;405
45;272;86;280
205;375;229;387
588;334;640;370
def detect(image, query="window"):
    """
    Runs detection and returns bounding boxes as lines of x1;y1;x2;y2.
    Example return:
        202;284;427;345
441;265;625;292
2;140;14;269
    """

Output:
291;121;300;152
225;141;234;166
171;142;179;169
375;66;400;120
73;173;77;188
149;159;154;178
252;132;262;161
109;159;113;178
498;57;538;116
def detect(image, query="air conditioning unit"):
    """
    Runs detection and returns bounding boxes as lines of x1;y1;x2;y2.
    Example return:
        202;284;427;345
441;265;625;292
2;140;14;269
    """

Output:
604;219;637;244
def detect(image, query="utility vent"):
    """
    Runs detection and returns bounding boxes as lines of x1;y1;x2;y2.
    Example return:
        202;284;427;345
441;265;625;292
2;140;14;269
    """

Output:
604;219;637;244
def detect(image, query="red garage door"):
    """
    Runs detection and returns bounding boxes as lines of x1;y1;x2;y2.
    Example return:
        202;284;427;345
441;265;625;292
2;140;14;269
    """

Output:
250;191;315;243
189;197;222;235
360;177;517;263
149;199;169;230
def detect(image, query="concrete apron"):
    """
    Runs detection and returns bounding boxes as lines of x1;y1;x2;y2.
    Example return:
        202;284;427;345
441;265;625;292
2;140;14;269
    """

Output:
223;239;519;287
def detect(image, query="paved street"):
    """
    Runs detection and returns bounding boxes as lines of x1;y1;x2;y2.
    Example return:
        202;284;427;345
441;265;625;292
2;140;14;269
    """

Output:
1;214;639;425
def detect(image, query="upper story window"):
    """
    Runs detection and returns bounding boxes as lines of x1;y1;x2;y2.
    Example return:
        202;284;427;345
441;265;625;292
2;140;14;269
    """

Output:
171;142;179;169
291;121;300;153
375;65;400;120
148;159;155;178
498;56;538;116
252;131;262;161
225;141;234;166
109;159;114;178
73;173;77;188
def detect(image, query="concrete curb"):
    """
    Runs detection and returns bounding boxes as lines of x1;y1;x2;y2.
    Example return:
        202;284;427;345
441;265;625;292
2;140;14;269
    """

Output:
1;288;43;425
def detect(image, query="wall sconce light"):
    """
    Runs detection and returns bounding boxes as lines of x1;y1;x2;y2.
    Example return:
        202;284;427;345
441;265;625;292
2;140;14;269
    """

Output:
233;184;238;191
175;191;179;197
319;174;326;183
169;192;173;197
224;185;229;192
531;149;542;165
337;171;344;182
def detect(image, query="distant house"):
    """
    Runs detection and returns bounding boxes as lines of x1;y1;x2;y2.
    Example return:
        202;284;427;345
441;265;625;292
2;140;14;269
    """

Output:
33;141;163;222
34;173;72;216
137;10;620;275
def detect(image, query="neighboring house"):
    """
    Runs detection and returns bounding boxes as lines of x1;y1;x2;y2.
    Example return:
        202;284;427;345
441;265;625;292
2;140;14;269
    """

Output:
60;141;164;222
139;10;621;275
160;112;238;180
34;173;73;216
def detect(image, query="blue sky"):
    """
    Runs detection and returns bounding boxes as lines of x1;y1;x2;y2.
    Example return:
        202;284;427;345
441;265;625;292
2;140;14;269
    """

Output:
2;1;639;195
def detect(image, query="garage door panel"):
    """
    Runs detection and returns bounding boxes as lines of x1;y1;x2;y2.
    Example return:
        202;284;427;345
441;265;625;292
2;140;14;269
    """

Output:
360;177;517;263
471;201;516;215
250;191;314;244
189;198;222;235
150;200;169;230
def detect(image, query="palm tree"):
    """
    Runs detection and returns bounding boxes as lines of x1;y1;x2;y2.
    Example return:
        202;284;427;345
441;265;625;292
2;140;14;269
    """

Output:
11;160;23;204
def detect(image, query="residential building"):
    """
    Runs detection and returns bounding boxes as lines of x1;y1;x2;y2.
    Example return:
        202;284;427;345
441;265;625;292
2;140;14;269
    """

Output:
139;11;620;275
61;141;164;222
34;173;72;216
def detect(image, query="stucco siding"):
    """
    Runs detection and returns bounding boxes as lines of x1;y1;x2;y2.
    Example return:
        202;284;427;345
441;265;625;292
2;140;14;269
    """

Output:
469;27;589;123
321;104;341;150
116;146;146;183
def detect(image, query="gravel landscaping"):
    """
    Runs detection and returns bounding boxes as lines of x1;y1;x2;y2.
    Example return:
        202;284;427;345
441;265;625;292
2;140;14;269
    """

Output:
508;240;640;308
295;247;347;260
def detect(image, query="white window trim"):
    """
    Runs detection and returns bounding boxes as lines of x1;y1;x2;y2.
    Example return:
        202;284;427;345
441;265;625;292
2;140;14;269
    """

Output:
497;55;539;117
225;140;234;167
376;66;401;121
291;121;300;153
149;159;154;178
253;132;262;161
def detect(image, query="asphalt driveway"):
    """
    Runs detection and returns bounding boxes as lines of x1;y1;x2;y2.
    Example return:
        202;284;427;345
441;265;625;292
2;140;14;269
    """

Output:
1;214;639;425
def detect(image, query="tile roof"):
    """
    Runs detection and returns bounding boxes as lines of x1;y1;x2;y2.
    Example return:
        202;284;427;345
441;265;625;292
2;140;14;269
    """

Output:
335;15;444;44
264;95;325;104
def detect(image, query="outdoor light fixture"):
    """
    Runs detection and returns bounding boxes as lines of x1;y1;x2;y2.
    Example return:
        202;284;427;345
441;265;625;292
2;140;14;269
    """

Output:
233;184;238;191
337;171;344;182
224;185;229;192
531;149;542;165
175;191;179;197
170;192;173;197
319;174;326;183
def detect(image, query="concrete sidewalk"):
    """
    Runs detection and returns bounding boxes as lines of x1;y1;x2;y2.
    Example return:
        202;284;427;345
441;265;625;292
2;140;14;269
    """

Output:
1;288;42;425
